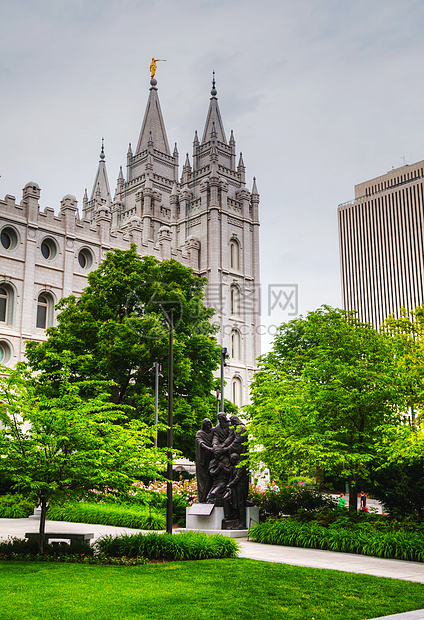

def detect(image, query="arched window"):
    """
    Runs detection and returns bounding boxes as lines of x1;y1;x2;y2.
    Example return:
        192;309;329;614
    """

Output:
230;285;240;316
0;340;13;365
232;376;243;407
230;238;240;271
231;330;241;361
0;283;14;325
36;292;55;330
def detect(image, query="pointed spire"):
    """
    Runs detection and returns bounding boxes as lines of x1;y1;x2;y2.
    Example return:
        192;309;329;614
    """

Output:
173;142;179;157
136;80;170;155
201;72;227;144
252;177;259;195
90;140;112;207
229;130;235;146
83;188;88;203
238;153;246;184
193;130;199;147
127;142;133;157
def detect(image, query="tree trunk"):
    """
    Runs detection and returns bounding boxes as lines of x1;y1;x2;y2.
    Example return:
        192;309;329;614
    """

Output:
38;497;48;555
349;476;358;514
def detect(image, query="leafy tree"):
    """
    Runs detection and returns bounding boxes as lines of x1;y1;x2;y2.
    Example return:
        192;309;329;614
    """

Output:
0;354;167;553
25;246;222;459
383;306;424;419
247;306;403;512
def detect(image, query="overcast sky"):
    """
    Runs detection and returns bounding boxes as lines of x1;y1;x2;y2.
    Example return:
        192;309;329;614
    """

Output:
2;0;424;352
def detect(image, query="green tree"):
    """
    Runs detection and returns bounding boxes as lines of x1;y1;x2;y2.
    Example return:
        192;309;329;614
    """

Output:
25;246;221;459
0;354;167;553
247;306;403;512
383;306;424;419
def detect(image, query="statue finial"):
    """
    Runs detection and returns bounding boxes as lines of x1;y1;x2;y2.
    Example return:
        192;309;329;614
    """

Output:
150;57;166;81
100;138;105;160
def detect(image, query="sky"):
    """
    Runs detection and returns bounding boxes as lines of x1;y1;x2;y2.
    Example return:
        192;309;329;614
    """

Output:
2;0;424;352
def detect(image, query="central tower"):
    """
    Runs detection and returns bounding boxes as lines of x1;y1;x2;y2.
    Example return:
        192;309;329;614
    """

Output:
84;73;261;406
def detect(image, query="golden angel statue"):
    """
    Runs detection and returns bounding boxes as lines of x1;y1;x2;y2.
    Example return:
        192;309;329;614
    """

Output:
150;58;166;79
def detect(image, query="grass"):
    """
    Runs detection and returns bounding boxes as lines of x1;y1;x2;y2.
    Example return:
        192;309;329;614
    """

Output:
0;558;424;620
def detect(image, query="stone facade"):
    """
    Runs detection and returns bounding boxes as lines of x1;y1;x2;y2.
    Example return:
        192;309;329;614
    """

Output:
0;76;260;406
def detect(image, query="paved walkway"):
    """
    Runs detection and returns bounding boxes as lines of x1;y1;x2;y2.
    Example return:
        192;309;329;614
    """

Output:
1;518;424;619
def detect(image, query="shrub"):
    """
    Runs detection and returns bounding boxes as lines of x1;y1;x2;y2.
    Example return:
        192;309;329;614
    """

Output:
0;494;35;518
371;459;424;519
0;536;94;557
95;531;239;561
249;518;424;562
47;502;165;530
248;484;336;518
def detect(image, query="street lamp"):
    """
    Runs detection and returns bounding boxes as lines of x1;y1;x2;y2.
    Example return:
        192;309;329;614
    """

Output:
148;363;162;447
215;388;220;420
220;347;229;414
162;308;173;535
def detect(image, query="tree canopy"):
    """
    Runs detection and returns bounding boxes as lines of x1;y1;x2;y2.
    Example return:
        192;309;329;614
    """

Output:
0;353;167;552
246;306;404;510
25;246;222;459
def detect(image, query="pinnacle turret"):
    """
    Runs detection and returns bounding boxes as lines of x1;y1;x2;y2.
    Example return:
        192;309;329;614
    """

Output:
89;140;112;208
201;73;227;144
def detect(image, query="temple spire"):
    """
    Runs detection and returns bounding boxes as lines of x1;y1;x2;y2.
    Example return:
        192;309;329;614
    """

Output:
136;77;170;155
201;72;227;144
89;139;111;207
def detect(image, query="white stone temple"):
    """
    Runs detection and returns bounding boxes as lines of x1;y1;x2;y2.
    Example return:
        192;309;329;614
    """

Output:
0;73;260;406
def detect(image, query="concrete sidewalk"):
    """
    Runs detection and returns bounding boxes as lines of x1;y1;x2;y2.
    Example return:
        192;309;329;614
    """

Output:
1;518;424;620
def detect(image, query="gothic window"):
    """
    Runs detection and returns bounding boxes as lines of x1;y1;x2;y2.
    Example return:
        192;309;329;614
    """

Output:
0;283;14;325
231;330;241;361
230;285;240;316
36;292;54;330
230;238;240;271
232;376;243;407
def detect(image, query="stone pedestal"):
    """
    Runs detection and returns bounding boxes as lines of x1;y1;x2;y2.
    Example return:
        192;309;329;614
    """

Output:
183;504;260;538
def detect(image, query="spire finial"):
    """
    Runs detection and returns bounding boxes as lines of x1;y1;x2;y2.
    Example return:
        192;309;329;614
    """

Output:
100;138;105;160
211;70;217;97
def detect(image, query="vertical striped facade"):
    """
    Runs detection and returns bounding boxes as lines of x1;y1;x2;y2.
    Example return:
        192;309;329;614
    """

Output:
338;160;424;326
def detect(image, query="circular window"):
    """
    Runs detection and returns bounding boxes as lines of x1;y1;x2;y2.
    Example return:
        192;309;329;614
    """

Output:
0;226;19;251
40;237;58;260
0;340;13;365
78;248;93;269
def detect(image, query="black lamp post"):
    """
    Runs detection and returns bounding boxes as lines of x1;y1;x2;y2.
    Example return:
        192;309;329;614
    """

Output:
220;347;228;414
162;309;173;534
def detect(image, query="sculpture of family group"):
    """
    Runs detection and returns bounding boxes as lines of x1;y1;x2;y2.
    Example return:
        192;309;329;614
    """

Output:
195;413;248;529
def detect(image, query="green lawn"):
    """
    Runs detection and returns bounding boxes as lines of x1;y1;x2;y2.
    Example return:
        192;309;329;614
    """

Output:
1;558;423;620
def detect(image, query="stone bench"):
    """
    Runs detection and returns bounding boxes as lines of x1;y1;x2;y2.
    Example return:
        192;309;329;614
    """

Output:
25;532;94;547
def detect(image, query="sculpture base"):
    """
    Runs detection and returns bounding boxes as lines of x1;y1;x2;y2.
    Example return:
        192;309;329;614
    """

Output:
184;504;259;537
176;527;249;538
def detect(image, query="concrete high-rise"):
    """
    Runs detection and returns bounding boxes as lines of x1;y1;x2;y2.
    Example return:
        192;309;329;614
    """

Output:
0;74;260;406
338;160;424;326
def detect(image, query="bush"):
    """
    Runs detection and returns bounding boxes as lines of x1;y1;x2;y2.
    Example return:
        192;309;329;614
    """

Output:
0;536;94;557
0;494;35;518
249;517;424;562
371;459;424;519
95;531;239;560
47;502;165;530
248;485;336;518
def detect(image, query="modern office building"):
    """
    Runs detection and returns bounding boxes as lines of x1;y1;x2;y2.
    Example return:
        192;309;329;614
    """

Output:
338;160;424;326
0;74;261;406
